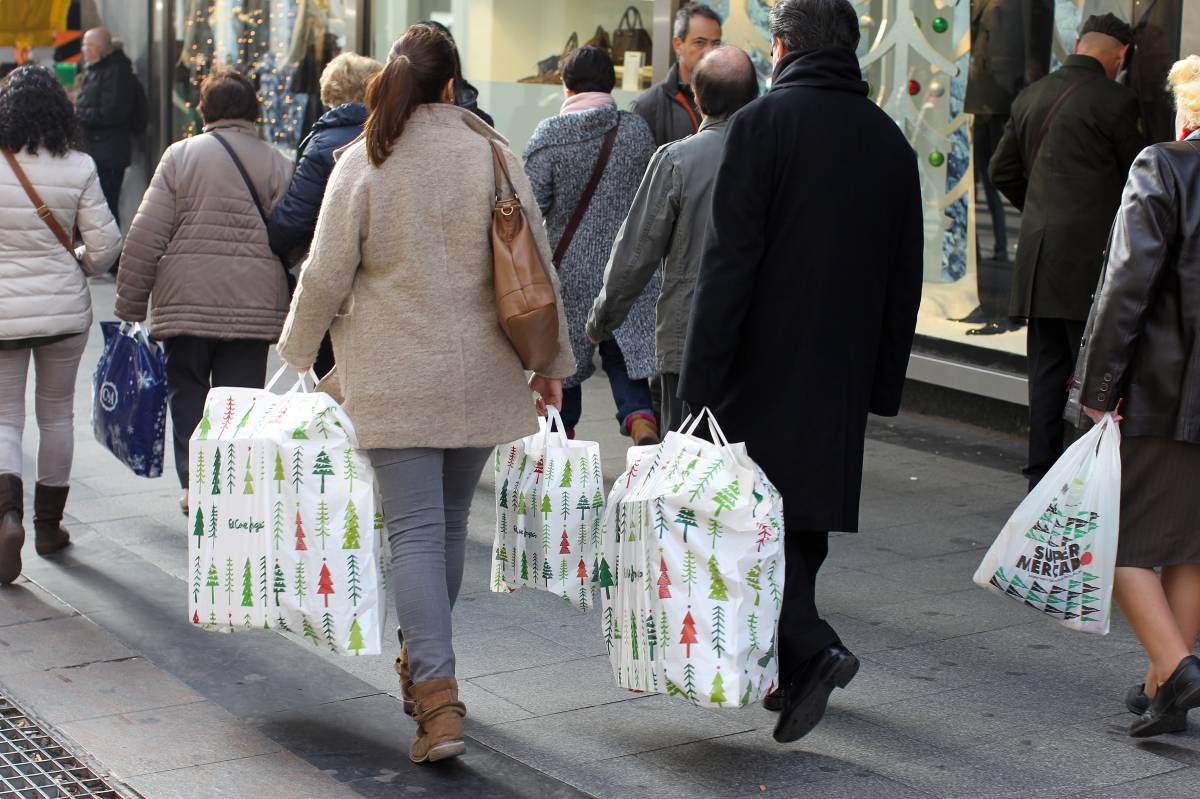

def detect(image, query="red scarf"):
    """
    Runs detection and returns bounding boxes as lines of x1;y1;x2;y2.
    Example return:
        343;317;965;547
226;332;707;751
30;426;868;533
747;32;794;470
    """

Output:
1184;127;1195;141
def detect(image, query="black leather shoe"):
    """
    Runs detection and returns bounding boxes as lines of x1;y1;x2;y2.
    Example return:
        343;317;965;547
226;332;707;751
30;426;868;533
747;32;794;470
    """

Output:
952;305;990;324
772;645;858;743
1125;683;1186;731
763;687;785;712
1131;656;1200;738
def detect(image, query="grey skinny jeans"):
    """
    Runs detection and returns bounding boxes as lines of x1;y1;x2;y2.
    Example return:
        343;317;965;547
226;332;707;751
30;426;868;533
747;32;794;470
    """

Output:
369;446;491;683
0;332;89;486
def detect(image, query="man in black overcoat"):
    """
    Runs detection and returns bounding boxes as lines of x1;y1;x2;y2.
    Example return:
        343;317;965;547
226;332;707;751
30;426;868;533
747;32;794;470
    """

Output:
677;0;923;744
988;14;1144;490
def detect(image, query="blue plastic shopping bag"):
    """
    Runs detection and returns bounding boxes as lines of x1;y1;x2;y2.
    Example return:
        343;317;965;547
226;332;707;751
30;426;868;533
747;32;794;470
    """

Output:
92;321;168;477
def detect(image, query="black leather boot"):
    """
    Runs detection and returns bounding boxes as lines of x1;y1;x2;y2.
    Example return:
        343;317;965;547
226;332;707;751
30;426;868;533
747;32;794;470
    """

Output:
0;473;25;585
33;483;70;556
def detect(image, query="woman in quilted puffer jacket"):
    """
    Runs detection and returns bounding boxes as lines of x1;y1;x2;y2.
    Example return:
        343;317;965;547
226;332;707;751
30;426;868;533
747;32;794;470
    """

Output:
115;70;293;515
0;65;122;585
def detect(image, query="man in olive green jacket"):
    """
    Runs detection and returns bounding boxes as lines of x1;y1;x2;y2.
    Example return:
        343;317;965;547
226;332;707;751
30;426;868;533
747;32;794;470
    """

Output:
588;46;758;432
989;13;1145;488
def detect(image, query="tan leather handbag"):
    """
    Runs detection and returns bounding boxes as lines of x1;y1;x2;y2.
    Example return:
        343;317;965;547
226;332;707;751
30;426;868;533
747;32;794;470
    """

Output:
488;139;561;372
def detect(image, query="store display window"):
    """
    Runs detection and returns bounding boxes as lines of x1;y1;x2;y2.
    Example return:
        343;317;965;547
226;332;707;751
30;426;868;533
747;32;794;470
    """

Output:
172;0;350;157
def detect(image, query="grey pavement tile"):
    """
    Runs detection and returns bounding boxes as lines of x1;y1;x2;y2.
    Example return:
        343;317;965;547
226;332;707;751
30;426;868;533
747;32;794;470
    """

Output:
470;693;756;768
826;658;967;711
452;582;584;636
872;746;1082;799
469;654;641;716
125;537;190;582
821;612;928;655
0;615;133;675
457;680;536;726
751;774;936;798
61;494;161;524
0;580;74;627
832;514;997;566
638;714;933;794
452;622;589;680
846;546;1003;596
840;587;1036;645
555;751;718;799
519;604;610;657
1067;767;1200;798
60;700;281;778
125;751;360;799
0;656;203;724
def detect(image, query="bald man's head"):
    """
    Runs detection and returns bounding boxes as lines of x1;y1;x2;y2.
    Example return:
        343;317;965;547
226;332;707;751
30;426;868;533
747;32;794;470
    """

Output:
1075;32;1130;80
692;45;759;120
82;28;113;65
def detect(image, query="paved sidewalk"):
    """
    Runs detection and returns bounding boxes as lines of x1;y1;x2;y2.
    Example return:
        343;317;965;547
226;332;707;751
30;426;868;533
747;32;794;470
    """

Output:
2;281;1199;798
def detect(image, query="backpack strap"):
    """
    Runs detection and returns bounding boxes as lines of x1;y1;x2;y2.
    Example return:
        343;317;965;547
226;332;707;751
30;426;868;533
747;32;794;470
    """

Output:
1;147;75;257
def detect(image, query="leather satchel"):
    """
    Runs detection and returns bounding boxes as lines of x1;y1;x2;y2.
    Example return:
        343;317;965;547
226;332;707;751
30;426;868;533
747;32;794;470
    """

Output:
488;140;561;372
613;6;653;66
2;147;77;258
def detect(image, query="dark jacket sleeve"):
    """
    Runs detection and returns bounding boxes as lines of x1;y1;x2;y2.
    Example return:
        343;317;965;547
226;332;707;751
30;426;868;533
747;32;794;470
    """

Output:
677;109;771;407
988;114;1028;211
587;146;679;342
76;64;135;129
1110;91;1147;178
1077;147;1176;411
869;156;924;416
267;131;333;256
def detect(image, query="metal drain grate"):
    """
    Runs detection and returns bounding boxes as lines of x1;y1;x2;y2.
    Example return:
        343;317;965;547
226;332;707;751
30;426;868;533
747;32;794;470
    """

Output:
0;694;121;798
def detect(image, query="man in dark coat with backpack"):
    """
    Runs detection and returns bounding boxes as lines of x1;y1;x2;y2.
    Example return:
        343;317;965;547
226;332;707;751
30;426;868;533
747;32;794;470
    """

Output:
678;0;922;744
76;27;146;229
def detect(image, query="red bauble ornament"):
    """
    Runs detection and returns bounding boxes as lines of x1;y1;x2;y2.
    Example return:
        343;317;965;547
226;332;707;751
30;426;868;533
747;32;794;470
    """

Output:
908;79;921;96
1080;552;1093;566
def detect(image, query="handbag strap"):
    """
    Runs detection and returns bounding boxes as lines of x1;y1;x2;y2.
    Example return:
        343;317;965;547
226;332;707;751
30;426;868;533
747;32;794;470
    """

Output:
1;147;75;256
210;131;269;224
552;122;619;268
490;139;518;203
1026;73;1101;175
617;6;643;31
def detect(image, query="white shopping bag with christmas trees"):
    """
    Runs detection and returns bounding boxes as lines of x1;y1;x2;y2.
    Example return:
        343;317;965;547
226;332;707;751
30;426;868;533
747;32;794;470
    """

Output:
600;408;785;708
973;414;1121;634
188;367;384;655
491;407;604;610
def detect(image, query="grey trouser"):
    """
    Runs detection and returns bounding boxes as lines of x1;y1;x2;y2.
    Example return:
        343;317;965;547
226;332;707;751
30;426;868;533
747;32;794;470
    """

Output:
0;332;89;486
369;446;491;683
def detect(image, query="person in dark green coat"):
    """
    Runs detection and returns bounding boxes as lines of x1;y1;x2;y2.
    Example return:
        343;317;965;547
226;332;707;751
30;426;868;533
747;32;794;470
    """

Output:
988;13;1145;489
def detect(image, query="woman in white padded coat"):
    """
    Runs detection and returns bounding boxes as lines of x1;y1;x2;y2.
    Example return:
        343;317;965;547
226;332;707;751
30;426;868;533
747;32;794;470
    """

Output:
0;65;122;585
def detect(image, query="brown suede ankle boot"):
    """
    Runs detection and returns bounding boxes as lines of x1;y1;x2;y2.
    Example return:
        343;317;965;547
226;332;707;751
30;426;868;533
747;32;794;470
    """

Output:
0;473;24;585
33;483;70;557
409;677;466;764
394;644;415;716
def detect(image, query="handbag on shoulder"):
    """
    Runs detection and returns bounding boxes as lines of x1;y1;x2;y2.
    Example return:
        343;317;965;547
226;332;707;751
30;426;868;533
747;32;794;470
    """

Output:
488;140;561;372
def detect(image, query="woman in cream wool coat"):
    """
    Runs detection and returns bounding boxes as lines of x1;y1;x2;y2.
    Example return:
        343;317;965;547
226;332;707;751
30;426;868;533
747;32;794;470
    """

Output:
277;24;574;765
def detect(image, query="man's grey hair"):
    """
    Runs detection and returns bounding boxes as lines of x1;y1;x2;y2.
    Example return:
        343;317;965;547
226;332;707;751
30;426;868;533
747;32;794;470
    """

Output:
84;27;114;52
768;0;860;53
673;3;722;40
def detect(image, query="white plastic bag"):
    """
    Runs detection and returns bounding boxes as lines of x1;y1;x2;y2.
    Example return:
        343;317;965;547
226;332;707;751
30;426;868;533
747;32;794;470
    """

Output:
973;414;1121;634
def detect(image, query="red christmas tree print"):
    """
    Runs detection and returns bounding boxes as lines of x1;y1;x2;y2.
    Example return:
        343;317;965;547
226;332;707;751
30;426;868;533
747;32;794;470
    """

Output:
559;529;571;554
533;457;545;482
295;510;308;551
317;561;334;607
577;557;588;585
192;610;200;624
680;609;698;657
658;556;672;599
218;396;236;436
755;522;773;552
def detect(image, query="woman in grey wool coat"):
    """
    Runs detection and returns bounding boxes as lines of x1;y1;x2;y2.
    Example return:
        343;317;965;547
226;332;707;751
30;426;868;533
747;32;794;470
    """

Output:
523;46;660;444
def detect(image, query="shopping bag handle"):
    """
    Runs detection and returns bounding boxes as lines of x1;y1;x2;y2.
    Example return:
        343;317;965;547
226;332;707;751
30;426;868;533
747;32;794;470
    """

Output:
266;363;315;394
542;405;569;447
119;321;154;350
681;406;730;448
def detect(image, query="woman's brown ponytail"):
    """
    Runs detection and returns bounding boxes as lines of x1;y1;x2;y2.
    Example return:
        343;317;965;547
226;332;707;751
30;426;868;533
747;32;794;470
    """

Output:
363;24;458;167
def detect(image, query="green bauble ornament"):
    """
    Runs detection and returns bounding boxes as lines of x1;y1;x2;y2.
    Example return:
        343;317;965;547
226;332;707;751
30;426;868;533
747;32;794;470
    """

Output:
932;17;949;34
928;151;946;168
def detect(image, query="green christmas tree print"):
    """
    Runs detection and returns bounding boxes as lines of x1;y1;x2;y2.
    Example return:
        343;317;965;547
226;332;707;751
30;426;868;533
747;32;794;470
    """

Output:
294;562;308;606
603;606;614;652
273;451;285;491
740;675;753;707
348;616;365;656
258;555;268;606
342;499;360;549
315;409;332;439
747;612;760;650
225;444;235;494
540;493;552;518
492;560;505;592
560;491;570;521
559;460;573;487
711;605;726;656
576;494;590;519
317;561;334;607
629;611;640;661
207;504;217;538
690;459;723;501
578;586;589;610
707;519;722;548
683;662;698;701
315;501;331;549
243;453;254;495
517;492;527;515
193;506;205;541
531;552;540;584
291;420;309;440
746;561;763;606
210;447;222;495
675;508;698;542
558;558;569;588
197;405;212;440
712;480;740;516
301;615;320;646
767;560;782;608
291;448;304;492
708;555;729;601
545;458;555;484
272;561;286;606
312;449;334;493
520;551;529;581
343;449;356;490
498;478;509;508
541;558;553;585
322;612;338;652
654;499;668;539
195;449;206;492
497;544;508;565
710;668;727;707
541;522;551;556
659;610;669;654
646;612;657;660
224;557;235;605
273;502;284;548
234;401;255;435
241;559;254;607
592;489;603;512
683;551;698;596
345;553;362;606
